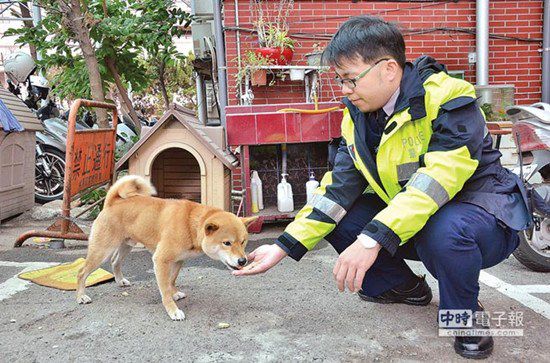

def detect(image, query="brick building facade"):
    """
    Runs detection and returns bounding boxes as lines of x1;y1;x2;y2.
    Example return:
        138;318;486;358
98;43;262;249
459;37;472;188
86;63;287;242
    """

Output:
222;0;543;216
224;0;543;106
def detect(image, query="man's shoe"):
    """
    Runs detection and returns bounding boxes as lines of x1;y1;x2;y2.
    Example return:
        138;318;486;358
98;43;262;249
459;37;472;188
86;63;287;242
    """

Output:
454;336;494;359
454;301;493;359
357;274;432;306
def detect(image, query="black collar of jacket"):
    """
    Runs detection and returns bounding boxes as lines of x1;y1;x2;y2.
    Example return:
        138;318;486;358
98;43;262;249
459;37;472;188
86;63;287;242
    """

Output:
393;62;427;121
339;59;435;197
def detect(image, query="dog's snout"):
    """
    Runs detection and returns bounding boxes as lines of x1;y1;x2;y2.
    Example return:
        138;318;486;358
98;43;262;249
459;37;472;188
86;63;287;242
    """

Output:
238;257;247;266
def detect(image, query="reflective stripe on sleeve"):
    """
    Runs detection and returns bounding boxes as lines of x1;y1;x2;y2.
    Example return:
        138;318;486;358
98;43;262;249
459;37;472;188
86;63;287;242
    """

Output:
406;172;450;207
397;161;419;182
309;194;347;223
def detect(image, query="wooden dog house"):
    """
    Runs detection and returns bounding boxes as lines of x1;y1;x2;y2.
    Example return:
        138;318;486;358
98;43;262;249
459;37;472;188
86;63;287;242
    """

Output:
0;87;43;221
116;104;238;211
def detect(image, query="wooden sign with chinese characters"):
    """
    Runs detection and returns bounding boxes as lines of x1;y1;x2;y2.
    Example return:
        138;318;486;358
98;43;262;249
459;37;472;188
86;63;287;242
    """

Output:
14;99;118;247
69;129;116;197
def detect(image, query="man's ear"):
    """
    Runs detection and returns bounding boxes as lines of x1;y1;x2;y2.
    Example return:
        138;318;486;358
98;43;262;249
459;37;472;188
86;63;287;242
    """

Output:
240;216;259;227
205;222;219;236
384;59;401;82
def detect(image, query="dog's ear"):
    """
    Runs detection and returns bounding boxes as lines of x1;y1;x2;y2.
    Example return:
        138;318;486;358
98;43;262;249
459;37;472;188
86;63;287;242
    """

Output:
240;216;259;227
205;222;219;236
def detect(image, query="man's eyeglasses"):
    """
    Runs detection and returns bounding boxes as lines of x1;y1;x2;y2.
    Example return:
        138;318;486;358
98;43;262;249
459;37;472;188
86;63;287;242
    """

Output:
334;58;391;90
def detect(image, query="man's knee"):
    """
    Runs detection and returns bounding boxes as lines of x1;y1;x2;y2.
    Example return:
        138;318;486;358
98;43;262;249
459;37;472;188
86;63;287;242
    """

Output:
414;218;480;268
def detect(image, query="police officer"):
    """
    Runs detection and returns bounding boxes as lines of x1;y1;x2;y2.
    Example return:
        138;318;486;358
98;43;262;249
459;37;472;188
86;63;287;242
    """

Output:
233;16;530;359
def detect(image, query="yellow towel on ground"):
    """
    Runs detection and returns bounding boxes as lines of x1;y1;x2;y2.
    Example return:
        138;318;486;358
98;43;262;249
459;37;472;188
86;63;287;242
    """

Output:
18;258;114;291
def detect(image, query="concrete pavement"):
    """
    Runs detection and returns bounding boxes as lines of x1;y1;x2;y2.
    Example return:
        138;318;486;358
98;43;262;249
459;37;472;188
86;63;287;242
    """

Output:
0;211;549;362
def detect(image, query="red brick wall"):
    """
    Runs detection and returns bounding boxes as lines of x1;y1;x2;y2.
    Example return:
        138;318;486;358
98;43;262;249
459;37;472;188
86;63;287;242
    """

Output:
223;0;543;106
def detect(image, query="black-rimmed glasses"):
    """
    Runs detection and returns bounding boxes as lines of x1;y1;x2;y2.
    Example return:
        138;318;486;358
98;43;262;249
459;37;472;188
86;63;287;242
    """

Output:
334;58;391;89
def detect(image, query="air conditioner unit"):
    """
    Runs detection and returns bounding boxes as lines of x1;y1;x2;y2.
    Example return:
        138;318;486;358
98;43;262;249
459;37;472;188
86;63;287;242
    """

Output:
191;0;214;18
192;22;215;59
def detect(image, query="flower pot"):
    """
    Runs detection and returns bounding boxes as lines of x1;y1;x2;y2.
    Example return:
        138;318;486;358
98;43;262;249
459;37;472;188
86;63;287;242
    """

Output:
305;52;323;67
289;68;305;81
251;69;267;86
255;47;294;65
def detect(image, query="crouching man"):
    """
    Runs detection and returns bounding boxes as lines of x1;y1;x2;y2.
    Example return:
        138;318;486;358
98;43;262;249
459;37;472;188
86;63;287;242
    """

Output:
234;15;530;359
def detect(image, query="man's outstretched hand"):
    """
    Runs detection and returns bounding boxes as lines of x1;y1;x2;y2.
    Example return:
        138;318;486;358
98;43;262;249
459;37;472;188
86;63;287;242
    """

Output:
232;244;288;276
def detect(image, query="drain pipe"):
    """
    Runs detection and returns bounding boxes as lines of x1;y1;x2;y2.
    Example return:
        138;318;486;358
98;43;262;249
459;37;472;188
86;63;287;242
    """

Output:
234;0;243;104
213;0;228;129
543;0;550;103
476;0;490;103
196;72;207;125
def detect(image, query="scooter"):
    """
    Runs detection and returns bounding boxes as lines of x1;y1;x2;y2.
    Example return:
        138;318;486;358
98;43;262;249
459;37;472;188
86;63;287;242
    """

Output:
34;108;140;203
506;102;550;272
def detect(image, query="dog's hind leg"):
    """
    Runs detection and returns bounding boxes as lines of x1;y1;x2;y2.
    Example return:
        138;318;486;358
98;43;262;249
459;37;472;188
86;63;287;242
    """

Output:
153;251;185;321
76;242;116;305
112;242;133;287
170;260;186;301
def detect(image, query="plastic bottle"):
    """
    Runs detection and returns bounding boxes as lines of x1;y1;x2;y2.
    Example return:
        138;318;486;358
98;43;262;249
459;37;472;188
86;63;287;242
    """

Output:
250;170;264;210
251;171;263;212
251;182;259;214
305;172;319;204
277;174;294;212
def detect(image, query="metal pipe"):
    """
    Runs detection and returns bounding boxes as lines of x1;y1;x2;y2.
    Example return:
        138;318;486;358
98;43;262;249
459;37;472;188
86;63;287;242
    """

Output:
476;0;491;105
32;2;42;61
195;72;207;125
212;0;228;129
476;0;489;87
234;0;243;104
543;0;550;102
281;143;288;176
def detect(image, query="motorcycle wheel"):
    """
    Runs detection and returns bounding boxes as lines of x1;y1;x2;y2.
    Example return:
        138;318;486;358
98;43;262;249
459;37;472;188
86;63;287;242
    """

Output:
35;146;66;203
513;219;550;272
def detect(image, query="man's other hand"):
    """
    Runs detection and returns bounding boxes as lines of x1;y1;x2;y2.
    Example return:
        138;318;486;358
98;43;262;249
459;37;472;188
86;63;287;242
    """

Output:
333;240;381;292
232;244;288;276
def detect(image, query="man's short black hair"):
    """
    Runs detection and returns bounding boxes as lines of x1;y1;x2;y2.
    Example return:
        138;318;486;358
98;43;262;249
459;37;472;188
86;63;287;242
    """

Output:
323;16;406;69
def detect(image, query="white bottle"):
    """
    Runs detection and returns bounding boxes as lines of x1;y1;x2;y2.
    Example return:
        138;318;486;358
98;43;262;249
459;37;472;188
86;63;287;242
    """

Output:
252;170;264;210
277;174;294;213
306;172;319;204
251;171;259;213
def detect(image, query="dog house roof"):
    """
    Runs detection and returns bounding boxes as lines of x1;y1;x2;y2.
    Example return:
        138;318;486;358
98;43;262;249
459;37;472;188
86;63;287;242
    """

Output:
116;103;239;170
0;87;42;131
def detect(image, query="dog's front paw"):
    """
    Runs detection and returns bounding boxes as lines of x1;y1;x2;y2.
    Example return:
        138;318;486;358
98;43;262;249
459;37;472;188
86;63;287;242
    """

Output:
169;309;186;321
117;278;131;287
77;294;92;304
172;291;186;301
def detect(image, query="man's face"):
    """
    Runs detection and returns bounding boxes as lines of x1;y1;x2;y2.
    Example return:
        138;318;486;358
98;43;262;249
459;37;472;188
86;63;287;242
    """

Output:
333;57;401;113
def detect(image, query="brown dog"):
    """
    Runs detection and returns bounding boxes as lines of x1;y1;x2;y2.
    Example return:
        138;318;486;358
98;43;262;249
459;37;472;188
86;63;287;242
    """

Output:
76;175;257;320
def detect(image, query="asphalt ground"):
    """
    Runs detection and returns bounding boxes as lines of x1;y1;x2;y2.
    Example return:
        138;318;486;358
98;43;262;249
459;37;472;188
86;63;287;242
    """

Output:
0;212;549;362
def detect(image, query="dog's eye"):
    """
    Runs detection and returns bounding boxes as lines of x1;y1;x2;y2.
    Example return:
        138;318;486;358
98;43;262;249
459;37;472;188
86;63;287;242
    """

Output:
223;241;232;246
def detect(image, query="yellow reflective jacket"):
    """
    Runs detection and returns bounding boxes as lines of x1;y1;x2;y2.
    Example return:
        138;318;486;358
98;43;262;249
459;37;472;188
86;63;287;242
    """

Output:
276;56;530;260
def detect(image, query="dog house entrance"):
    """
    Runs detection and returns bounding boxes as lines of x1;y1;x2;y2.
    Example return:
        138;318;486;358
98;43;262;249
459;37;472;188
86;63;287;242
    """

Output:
151;147;201;202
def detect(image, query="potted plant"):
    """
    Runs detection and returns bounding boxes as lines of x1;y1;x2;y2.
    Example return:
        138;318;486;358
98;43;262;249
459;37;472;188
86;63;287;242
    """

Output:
305;42;325;67
252;0;296;65
235;50;275;87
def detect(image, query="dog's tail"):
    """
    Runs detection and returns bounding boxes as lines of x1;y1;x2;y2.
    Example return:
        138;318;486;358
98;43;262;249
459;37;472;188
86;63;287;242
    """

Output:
104;175;156;208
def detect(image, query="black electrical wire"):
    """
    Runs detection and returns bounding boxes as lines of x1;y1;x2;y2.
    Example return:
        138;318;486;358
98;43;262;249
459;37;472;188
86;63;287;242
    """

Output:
225;25;542;43
291;0;457;24
403;27;542;42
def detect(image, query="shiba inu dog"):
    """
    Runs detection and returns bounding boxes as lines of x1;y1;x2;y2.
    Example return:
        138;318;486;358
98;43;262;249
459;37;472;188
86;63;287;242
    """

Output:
76;175;257;321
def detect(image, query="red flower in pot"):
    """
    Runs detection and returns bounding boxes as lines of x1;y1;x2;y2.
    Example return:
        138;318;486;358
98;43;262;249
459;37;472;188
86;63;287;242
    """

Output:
254;22;296;66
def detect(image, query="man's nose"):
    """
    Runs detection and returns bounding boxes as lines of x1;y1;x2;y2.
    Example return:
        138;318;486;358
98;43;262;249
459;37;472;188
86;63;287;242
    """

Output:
341;83;354;95
238;257;247;266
